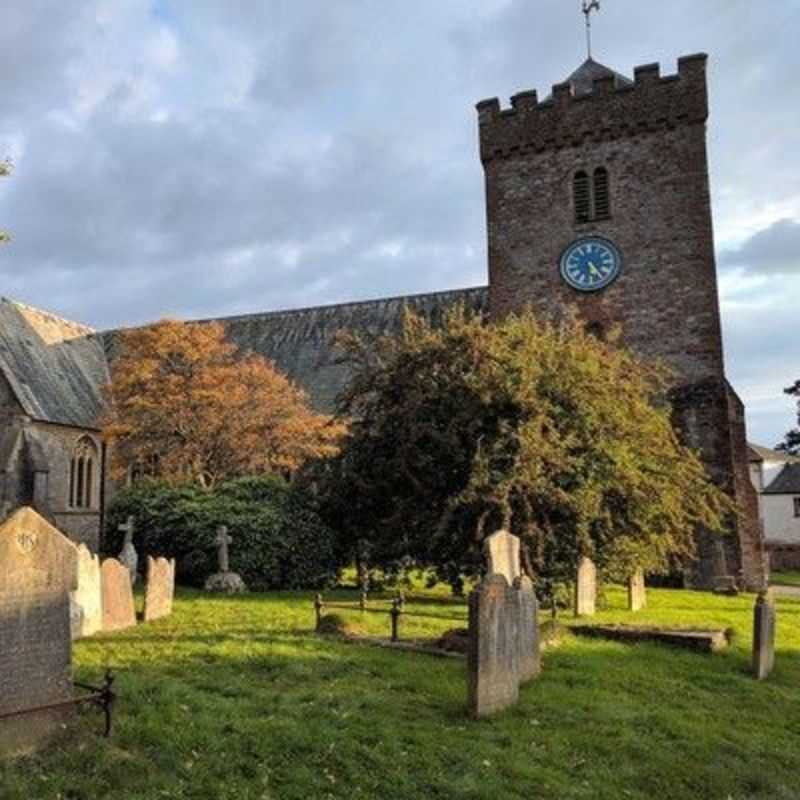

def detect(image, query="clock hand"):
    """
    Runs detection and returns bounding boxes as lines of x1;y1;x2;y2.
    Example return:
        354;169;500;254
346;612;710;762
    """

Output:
587;261;601;277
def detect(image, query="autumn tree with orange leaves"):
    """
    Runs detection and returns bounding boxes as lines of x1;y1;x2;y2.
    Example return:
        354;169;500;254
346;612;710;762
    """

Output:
103;320;344;488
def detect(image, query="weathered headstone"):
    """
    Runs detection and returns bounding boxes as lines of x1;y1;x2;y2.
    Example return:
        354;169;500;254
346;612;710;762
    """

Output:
101;558;137;632
0;507;78;755
575;556;597;617
467;574;519;718
752;591;776;681
204;526;247;594
628;569;646;612
483;529;521;585
143;556;176;622
71;544;102;638
515;575;540;684
118;516;138;586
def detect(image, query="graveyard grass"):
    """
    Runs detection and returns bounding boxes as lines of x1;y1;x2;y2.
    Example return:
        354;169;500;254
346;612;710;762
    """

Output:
2;587;799;800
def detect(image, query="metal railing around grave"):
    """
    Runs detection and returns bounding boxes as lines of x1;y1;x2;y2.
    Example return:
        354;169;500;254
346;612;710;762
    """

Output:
314;592;469;643
0;670;117;738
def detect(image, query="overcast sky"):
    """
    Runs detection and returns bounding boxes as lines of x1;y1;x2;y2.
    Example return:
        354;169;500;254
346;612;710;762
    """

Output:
0;0;797;445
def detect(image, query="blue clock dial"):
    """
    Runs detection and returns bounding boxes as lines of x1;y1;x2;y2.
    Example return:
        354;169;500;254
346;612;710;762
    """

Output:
559;237;622;292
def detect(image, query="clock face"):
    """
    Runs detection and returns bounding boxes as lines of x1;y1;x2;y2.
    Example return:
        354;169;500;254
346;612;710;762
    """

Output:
559;237;622;292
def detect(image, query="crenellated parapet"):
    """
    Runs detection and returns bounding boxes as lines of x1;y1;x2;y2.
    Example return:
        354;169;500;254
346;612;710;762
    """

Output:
477;54;708;163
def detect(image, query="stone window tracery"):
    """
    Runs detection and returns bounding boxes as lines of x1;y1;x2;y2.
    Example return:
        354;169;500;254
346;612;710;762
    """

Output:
69;436;98;509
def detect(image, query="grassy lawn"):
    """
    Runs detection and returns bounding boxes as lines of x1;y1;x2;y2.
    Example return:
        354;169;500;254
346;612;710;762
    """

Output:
771;570;800;588
2;586;799;800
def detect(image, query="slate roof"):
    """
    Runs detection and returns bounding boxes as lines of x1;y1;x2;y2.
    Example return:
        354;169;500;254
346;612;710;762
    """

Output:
202;287;488;413
0;298;110;429
747;442;800;463
101;286;489;414
763;463;800;495
562;58;633;97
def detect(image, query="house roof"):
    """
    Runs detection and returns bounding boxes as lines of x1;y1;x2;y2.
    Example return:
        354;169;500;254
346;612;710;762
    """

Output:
748;442;800;464
0;298;110;429
763;463;800;495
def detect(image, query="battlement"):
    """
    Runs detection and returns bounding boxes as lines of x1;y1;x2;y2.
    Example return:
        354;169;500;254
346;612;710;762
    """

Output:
477;54;708;162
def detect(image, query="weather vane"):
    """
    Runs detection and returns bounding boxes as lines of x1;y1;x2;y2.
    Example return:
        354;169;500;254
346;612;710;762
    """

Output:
582;0;601;60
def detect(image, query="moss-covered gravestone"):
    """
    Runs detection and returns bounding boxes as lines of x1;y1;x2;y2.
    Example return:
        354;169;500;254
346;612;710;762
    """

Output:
467;574;519;718
0;507;78;756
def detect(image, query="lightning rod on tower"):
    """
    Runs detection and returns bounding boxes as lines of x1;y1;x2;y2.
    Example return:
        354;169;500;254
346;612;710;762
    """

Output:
582;0;601;60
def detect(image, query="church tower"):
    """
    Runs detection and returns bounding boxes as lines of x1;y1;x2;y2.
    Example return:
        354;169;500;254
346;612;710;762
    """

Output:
476;54;765;590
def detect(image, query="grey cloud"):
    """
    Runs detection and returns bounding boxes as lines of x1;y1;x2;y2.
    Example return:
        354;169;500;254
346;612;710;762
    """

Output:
720;219;800;275
0;0;798;443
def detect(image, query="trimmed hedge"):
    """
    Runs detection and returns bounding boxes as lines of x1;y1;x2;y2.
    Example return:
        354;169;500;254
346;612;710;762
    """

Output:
105;475;340;591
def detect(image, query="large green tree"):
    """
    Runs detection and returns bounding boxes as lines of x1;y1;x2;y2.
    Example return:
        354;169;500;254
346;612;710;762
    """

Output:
318;306;733;592
777;379;800;455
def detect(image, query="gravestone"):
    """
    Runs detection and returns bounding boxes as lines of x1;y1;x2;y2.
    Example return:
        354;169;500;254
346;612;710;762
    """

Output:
0;507;78;755
575;557;597;617
71;544;102;638
483;529;521;585
628;570;647;612
204;526;248;593
752;591;776;681
118;516;138;586
515;575;541;684
143;556;176;622
101;558;137;631
467;574;519;718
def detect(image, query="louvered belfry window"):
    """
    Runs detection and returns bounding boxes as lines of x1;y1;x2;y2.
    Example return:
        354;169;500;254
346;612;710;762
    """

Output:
593;167;610;219
573;167;611;223
573;171;591;223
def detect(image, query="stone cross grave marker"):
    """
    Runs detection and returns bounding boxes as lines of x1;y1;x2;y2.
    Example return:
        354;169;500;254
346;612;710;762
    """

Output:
467;574;519;718
575;556;597;617
71;544;102;639
118;515;138;586
515;575;541;684
143;556;176;622
215;525;232;573
752;591;776;681
483;529;521;585
0;507;78;756
628;569;646;612
101;558;137;632
204;526;248;593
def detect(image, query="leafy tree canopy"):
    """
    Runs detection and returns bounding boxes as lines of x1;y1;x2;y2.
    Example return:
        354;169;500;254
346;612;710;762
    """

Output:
777;379;800;455
317;307;733;591
103;319;344;488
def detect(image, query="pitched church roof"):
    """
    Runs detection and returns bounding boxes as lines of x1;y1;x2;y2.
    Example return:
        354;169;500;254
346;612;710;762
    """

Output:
562;58;633;97
102;286;489;414
0;298;110;429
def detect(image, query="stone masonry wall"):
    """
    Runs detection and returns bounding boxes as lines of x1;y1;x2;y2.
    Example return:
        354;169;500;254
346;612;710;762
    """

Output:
477;54;765;590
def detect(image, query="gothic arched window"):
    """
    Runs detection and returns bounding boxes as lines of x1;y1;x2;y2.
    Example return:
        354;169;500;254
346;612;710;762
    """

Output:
593;167;610;219
573;171;591;223
69;436;98;509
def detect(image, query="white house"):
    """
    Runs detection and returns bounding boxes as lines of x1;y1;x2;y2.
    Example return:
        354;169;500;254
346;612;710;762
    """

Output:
748;443;800;570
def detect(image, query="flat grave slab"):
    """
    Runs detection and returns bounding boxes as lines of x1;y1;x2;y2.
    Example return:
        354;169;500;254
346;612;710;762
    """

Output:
572;624;729;653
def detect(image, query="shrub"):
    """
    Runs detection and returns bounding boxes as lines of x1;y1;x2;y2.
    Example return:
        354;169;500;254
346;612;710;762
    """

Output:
105;475;340;590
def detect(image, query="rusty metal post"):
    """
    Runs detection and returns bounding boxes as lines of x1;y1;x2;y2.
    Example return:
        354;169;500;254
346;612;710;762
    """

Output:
390;597;401;642
314;593;324;631
102;670;116;737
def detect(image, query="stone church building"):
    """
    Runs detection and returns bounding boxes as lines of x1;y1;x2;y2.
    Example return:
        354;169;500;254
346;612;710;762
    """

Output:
0;53;766;589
